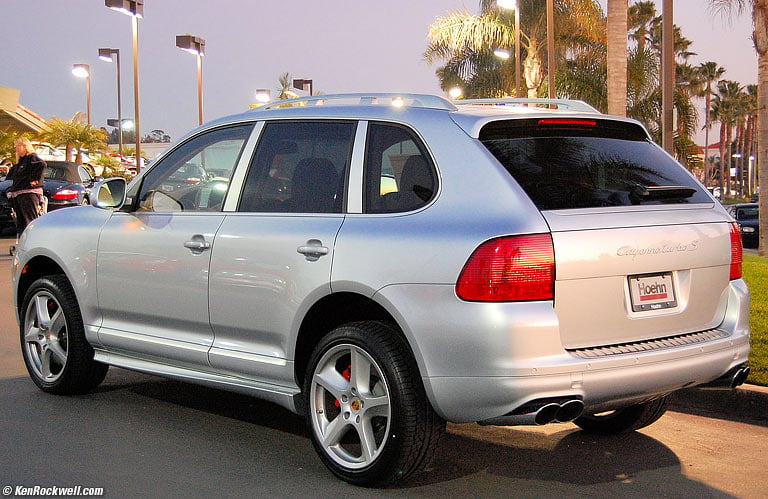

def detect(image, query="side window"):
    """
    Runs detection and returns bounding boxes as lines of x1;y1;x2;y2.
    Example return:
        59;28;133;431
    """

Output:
134;124;252;212
364;123;436;213
78;165;93;183
239;121;355;213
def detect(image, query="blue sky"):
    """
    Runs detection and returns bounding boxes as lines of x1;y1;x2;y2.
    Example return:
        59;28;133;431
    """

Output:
0;0;756;143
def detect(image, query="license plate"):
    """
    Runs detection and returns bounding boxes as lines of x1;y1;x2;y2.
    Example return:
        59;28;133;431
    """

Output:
628;272;677;312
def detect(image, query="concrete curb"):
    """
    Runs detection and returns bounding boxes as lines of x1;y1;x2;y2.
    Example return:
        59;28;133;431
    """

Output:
669;383;768;423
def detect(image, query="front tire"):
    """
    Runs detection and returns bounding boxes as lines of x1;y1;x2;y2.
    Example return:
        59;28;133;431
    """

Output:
20;275;108;394
573;396;669;434
304;321;445;487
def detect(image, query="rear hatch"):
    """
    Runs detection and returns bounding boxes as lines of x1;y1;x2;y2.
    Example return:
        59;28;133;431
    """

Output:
479;117;735;349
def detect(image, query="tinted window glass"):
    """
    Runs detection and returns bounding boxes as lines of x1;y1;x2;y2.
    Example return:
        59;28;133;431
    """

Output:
480;119;710;210
364;123;436;213
134;124;251;212
736;207;758;220
239;121;355;213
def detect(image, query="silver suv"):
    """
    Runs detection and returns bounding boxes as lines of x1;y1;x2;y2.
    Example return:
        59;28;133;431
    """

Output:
12;94;750;486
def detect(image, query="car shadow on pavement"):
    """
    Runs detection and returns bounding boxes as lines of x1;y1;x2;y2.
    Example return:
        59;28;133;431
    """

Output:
94;367;308;437
403;426;717;492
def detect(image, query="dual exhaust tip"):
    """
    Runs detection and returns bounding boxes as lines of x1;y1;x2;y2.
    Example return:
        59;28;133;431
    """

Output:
533;399;584;425
480;397;584;427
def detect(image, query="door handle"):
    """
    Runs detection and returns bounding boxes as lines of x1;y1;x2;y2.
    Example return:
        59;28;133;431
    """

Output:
297;239;329;260
184;235;211;253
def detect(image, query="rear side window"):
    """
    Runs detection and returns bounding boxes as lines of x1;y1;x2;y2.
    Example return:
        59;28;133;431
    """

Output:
364;123;436;213
479;119;711;210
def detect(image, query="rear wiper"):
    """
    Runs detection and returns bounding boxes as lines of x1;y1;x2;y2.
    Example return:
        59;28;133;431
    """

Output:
630;185;697;203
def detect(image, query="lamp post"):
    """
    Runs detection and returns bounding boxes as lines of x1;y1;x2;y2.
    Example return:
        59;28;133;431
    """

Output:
105;0;143;172
71;64;91;126
99;48;123;157
293;78;313;96
497;0;521;97
176;34;206;126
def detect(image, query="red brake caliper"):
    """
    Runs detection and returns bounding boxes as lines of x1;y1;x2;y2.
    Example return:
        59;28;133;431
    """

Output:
334;365;352;408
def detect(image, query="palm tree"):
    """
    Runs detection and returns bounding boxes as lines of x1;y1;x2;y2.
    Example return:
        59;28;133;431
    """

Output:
607;0;628;116
697;61;727;184
278;72;297;100
425;0;603;98
710;0;767;254
0;130;26;163
37;113;109;164
628;1;656;52
711;80;744;197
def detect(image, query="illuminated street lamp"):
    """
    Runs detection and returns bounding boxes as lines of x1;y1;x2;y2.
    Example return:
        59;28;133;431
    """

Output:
71;64;91;125
448;87;463;100
254;88;271;103
497;0;521;97
175;34;206;126
99;48;123;156
105;0;143;172
493;49;510;60
293;78;313;96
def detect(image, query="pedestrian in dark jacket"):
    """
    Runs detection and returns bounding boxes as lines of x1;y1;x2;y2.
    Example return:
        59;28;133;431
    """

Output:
7;137;46;236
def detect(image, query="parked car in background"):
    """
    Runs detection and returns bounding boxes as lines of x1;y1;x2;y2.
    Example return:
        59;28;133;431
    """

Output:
0;161;98;233
727;203;759;248
11;94;750;486
31;142;66;162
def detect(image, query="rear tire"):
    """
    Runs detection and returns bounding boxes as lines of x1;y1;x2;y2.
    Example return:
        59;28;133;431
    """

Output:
20;275;108;394
304;321;445;487
573;396;669;434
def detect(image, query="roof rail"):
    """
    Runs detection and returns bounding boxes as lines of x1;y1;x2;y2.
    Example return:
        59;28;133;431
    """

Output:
254;93;457;111
455;98;600;113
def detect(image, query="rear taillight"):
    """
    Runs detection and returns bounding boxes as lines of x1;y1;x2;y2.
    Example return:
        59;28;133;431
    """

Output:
456;234;555;302
730;222;743;280
51;189;79;200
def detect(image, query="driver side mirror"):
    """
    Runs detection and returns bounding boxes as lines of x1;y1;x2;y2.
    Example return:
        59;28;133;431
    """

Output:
90;177;127;209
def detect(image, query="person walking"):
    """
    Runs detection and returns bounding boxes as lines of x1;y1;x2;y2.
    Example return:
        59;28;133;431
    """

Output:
6;137;46;246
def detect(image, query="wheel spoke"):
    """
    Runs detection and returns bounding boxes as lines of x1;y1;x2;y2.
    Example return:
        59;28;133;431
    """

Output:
314;364;348;401
362;393;390;417
40;348;54;379
350;348;372;393
34;295;51;327
48;307;65;336
357;417;379;462
321;413;349;448
48;341;68;366
24;323;42;344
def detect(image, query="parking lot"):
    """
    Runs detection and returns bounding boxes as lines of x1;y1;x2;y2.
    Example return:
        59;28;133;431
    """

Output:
1;235;767;497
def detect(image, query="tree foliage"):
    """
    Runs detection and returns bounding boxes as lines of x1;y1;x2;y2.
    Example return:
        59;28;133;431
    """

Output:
37;113;108;164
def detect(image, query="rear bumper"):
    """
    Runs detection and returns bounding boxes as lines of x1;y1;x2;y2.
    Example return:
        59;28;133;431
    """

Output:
376;279;750;423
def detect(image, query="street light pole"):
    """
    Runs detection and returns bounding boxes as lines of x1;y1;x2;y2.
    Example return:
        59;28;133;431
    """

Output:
99;48;123;157
71;64;91;126
546;0;555;98
175;34;206;126
661;0;675;155
106;0;143;172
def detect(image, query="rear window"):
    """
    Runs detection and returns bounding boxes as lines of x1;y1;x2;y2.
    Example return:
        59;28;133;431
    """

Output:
479;118;711;210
